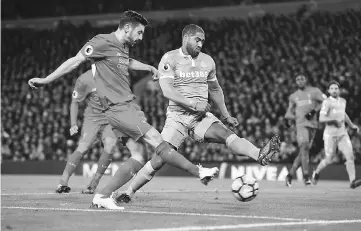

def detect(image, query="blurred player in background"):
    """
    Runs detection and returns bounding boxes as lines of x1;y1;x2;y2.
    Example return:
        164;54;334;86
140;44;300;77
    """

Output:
311;81;361;189
56;70;117;194
284;74;326;186
113;24;281;203
29;11;219;210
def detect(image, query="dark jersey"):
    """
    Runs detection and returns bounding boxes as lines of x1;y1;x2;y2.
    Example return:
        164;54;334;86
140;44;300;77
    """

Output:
72;70;107;123
80;33;135;104
288;86;326;128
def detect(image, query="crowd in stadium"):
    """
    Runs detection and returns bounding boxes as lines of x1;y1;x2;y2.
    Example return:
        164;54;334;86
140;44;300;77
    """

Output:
2;8;361;164
3;0;301;19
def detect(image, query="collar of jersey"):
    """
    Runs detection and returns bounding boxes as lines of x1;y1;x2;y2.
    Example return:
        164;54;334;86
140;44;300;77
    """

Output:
329;96;339;101
179;48;192;59
179;48;196;66
112;32;126;48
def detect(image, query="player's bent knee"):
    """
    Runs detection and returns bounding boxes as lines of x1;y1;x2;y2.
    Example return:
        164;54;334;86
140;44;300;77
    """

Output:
155;141;171;155
150;154;165;171
204;122;232;144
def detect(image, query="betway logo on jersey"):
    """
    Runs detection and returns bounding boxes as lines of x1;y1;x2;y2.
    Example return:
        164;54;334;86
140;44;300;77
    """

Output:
179;71;209;78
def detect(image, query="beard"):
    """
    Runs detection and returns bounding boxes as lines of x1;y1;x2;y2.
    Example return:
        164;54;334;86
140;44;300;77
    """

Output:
186;43;200;58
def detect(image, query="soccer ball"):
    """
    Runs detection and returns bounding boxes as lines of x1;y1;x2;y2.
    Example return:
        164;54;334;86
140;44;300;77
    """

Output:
231;175;259;202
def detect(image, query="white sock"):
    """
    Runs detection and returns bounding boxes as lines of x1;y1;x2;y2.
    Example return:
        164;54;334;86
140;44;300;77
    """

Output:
226;134;260;160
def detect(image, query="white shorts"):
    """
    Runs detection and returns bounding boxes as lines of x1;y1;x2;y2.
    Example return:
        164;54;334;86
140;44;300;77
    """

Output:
323;133;353;158
161;111;223;149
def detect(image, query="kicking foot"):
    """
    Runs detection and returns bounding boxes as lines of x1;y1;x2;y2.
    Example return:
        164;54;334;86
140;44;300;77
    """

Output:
113;192;132;204
198;165;219;186
82;186;95;194
55;184;71;194
350;179;361;189
90;194;124;210
285;174;292;187
257;134;281;166
311;171;320;185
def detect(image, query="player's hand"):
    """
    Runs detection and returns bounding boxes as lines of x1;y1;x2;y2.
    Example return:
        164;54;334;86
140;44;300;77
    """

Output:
28;78;47;89
70;125;79;136
224;116;239;129
305;109;316;120
149;66;159;81
190;101;211;112
351;124;360;133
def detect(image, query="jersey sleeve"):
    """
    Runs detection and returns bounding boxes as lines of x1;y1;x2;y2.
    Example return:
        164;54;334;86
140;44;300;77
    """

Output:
207;57;217;82
72;79;89;103
285;94;296;119
320;100;330;116
158;53;175;79
314;88;327;102
80;35;108;61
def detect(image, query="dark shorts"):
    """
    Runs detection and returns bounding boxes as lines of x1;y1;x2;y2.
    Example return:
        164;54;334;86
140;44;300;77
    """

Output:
296;126;316;146
104;102;152;141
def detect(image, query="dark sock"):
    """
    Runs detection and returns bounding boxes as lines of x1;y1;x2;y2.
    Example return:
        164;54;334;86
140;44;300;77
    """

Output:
155;141;199;177
60;150;83;185
99;158;143;197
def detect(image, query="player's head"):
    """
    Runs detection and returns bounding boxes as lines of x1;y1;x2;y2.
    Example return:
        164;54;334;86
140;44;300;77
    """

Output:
295;74;307;89
118;10;149;46
328;80;340;98
182;24;205;58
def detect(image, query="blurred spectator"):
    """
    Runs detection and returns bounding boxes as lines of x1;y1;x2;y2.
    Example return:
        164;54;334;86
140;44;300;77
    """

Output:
2;0;303;20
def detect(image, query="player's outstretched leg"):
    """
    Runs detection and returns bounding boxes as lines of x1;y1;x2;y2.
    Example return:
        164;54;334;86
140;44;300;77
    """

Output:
202;122;281;166
152;141;219;185
113;144;219;203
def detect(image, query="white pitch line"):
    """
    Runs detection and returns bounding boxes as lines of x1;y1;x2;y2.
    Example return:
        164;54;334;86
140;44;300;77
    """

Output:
122;220;361;231
1;206;307;221
1;189;228;196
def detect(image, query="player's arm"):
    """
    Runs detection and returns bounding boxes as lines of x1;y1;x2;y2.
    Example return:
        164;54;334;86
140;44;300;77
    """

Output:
69;79;88;136
345;113;360;132
69;98;80;136
29;35;105;88
284;97;296;120
207;58;230;119
208;80;230;120
129;59;158;80
28;52;86;88
159;78;197;109
309;88;327;115
158;53;207;112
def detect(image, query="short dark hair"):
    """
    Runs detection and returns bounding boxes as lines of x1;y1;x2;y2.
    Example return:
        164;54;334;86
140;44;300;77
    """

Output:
182;24;205;38
295;73;306;79
328;80;340;89
118;10;149;29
